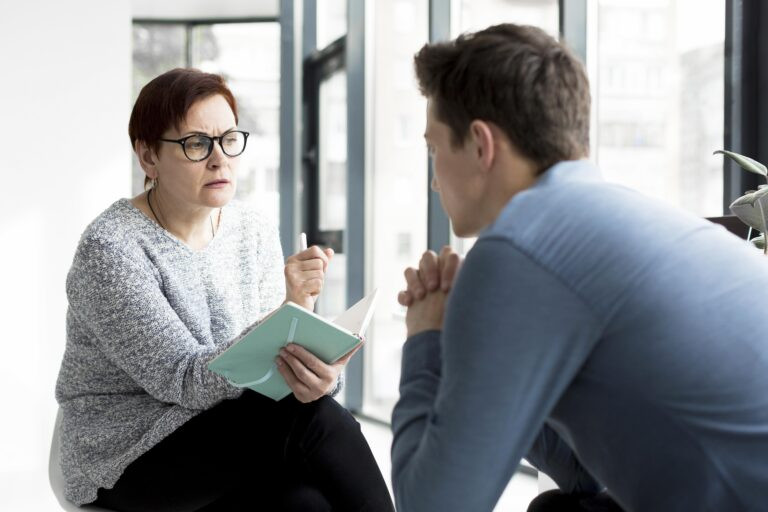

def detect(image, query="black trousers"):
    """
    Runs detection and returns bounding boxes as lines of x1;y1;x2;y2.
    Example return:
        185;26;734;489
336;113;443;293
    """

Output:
91;391;394;512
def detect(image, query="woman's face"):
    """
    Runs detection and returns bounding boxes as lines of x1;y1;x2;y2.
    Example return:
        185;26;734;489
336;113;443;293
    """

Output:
153;94;240;209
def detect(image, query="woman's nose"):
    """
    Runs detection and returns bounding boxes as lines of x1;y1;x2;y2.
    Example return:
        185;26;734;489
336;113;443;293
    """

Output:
207;141;226;168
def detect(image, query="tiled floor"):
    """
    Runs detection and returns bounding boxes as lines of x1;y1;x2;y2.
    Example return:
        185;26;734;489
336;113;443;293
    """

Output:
359;417;539;511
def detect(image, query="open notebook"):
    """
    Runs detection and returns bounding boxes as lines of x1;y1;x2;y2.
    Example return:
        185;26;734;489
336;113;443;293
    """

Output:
208;290;378;400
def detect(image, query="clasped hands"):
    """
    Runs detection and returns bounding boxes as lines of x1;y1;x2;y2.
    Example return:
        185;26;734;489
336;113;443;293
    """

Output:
399;246;463;338
278;244;360;403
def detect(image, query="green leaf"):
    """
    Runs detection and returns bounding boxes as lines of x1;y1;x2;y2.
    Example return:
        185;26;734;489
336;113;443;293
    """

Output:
714;150;768;177
730;187;768;232
751;234;765;250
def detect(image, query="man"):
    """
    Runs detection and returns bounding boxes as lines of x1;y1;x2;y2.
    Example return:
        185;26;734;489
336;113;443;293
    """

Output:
391;23;768;512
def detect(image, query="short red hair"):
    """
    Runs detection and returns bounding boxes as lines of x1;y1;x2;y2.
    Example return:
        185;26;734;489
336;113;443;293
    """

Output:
129;68;239;187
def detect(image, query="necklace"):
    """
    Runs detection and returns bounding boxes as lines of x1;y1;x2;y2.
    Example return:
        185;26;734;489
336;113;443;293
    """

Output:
147;187;219;237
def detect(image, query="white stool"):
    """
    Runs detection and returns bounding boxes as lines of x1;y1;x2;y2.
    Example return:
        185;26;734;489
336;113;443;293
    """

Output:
49;408;114;511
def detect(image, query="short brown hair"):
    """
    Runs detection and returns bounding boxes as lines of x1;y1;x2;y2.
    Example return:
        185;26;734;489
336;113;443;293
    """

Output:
414;24;590;173
129;68;239;188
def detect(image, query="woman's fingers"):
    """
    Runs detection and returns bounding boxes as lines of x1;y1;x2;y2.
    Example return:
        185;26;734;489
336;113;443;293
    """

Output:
333;343;362;367
295;259;324;271
282;344;334;381
276;359;313;401
284;245;334;307
291;245;330;265
278;349;321;385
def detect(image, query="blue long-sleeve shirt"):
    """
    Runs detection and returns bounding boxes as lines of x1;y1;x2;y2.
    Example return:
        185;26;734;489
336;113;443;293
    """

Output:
391;160;768;511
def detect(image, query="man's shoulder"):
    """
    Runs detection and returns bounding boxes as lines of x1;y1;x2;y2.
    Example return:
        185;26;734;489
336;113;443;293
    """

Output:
485;165;703;262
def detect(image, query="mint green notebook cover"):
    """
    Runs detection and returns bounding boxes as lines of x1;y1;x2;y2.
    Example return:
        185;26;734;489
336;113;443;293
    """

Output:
208;302;361;401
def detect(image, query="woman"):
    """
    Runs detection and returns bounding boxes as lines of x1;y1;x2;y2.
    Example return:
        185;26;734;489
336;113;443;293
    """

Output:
55;68;394;511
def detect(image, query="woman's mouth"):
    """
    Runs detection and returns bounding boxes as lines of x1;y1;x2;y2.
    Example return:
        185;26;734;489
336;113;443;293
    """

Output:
204;179;230;188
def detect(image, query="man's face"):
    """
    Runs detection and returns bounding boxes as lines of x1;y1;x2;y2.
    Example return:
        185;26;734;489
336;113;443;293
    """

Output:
424;100;486;237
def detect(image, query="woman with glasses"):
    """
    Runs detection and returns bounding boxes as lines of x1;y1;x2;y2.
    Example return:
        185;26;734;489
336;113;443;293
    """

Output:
55;68;394;512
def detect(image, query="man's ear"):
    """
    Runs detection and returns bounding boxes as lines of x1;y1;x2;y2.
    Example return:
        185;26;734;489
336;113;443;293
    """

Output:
134;140;158;178
469;120;495;172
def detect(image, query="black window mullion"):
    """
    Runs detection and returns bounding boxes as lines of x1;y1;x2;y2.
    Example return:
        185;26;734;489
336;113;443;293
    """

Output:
724;0;762;213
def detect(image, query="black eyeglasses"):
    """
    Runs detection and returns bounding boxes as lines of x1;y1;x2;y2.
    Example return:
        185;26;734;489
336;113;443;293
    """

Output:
159;130;249;162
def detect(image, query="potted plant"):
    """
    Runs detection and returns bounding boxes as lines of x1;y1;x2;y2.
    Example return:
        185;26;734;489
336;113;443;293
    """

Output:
714;150;768;254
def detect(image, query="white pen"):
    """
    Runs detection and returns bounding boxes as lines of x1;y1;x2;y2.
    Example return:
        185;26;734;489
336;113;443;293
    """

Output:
299;232;308;252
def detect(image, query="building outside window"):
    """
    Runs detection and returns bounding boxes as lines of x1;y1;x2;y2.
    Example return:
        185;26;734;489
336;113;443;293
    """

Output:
592;0;725;217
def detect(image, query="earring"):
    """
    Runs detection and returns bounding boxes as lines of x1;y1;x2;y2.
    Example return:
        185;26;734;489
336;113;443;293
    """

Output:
152;177;158;189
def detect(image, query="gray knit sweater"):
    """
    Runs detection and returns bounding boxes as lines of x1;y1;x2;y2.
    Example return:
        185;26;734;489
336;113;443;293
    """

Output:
55;198;298;505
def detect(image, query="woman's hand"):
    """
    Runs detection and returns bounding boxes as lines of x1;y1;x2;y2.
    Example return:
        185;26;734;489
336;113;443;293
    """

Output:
276;343;361;403
284;245;334;310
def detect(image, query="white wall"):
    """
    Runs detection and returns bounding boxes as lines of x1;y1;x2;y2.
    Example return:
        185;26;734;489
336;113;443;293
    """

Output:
0;0;132;507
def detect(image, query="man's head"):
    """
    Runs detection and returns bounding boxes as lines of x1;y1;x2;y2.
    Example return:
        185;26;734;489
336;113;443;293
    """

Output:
415;23;591;236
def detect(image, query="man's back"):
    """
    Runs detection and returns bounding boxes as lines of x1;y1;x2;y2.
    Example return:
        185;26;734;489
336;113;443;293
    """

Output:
501;160;768;508
392;160;768;511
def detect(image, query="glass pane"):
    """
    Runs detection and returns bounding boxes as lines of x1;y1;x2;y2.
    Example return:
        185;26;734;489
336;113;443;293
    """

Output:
132;23;187;100
592;0;725;216
190;22;282;222
316;70;348;320
451;0;559;256
131;23;186;195
316;0;348;48
318;71;348;232
363;0;430;421
457;0;559;37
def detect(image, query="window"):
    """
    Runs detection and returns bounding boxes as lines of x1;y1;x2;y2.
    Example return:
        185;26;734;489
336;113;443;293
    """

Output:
363;0;429;421
131;21;281;222
457;0;558;36
591;0;725;216
315;70;349;320
316;0;347;48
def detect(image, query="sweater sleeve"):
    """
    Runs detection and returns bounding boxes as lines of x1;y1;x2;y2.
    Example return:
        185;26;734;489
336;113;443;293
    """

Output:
391;237;603;511
66;236;242;410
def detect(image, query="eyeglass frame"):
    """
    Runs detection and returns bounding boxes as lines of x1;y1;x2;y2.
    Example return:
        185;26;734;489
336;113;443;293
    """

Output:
158;130;250;162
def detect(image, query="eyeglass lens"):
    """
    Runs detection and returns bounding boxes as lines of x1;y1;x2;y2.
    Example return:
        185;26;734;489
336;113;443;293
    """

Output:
184;132;247;161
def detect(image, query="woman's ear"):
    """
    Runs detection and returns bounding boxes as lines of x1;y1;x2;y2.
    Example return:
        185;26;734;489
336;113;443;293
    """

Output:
134;140;158;178
469;120;495;172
